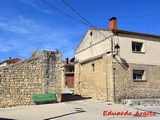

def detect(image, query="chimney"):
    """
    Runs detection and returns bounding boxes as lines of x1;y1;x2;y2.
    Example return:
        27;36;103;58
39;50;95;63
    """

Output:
66;58;69;64
109;17;118;30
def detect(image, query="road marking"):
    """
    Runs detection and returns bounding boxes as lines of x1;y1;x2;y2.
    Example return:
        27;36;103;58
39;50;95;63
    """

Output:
62;103;72;120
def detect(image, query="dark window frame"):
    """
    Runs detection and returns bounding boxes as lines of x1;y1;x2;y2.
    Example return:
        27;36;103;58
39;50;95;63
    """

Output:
132;42;143;52
133;70;145;80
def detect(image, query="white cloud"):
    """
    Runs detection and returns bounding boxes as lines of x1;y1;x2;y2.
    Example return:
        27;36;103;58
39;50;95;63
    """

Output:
20;0;54;15
0;16;35;34
0;15;83;60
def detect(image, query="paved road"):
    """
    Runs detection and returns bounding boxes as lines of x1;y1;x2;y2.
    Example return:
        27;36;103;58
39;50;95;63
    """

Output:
0;99;160;120
134;105;160;114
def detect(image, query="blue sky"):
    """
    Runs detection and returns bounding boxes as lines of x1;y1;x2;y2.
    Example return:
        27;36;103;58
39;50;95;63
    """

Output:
0;0;160;61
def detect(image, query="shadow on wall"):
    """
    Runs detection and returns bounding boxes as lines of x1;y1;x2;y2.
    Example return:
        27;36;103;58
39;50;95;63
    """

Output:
114;57;129;70
61;93;92;102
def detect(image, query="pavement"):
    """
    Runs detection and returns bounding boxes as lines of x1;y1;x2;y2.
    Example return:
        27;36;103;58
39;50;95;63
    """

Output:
61;88;74;94
0;99;160;120
133;105;160;114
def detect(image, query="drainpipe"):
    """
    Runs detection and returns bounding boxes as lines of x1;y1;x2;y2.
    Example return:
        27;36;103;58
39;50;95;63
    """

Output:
78;63;81;94
111;38;116;102
105;54;108;101
113;67;116;103
105;36;115;102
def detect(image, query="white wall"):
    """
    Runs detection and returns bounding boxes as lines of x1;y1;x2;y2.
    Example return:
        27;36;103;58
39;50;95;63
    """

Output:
116;34;160;66
0;63;7;67
75;29;160;66
75;29;113;62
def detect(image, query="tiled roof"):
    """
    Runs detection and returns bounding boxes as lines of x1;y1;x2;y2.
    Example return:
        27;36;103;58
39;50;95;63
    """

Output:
62;62;74;67
112;29;160;39
0;58;22;65
89;28;160;39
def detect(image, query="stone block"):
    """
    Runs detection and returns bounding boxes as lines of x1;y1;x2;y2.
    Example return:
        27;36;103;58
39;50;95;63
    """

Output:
1;101;8;108
8;101;15;107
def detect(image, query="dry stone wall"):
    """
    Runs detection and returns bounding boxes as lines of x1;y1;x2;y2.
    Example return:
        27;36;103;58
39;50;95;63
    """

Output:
0;50;62;107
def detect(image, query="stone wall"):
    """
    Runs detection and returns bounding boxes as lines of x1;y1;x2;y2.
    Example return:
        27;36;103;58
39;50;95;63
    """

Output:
113;62;160;102
0;50;62;107
75;54;160;102
74;55;113;100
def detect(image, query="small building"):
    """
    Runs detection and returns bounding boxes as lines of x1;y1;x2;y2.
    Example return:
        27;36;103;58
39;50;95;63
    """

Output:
62;58;74;88
74;17;160;102
0;58;22;67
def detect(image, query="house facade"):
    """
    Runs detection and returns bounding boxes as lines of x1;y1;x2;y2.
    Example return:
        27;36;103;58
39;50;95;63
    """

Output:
62;58;74;88
74;17;160;102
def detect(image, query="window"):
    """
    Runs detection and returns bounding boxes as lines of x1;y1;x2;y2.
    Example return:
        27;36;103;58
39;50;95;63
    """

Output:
133;70;145;80
132;42;143;52
92;63;95;72
130;65;147;81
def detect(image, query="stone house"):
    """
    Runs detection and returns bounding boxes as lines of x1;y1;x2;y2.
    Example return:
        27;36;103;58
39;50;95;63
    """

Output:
61;58;74;88
74;17;160;102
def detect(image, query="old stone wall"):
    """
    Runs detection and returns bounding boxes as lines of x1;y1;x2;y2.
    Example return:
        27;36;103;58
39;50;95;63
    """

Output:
0;50;62;107
75;54;160;102
74;55;113;100
105;56;114;102
113;62;160;102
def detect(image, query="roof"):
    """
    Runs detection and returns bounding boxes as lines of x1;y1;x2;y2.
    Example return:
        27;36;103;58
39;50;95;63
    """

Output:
62;61;74;67
89;28;160;39
0;58;22;65
111;29;160;39
79;54;103;64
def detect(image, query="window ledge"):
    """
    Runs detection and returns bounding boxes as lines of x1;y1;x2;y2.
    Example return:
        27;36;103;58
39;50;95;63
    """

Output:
133;79;147;82
132;51;145;54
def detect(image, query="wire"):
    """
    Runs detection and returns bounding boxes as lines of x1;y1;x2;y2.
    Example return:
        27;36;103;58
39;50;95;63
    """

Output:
62;0;94;27
62;0;108;38
42;0;110;39
42;0;89;26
